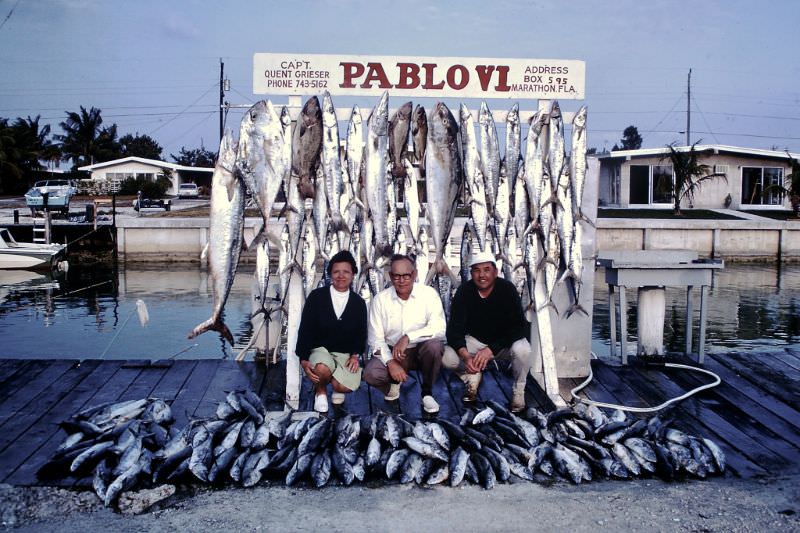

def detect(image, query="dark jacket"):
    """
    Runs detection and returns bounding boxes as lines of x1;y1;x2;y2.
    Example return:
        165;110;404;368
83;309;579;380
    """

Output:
295;286;368;361
446;277;529;355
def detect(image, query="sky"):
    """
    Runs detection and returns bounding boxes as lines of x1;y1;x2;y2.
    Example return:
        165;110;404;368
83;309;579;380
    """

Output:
1;0;798;164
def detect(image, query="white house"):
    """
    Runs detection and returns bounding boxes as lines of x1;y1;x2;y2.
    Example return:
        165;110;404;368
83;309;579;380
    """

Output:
78;157;213;196
597;145;799;210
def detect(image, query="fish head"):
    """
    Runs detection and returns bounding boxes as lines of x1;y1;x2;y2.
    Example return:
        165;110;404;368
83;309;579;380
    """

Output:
368;91;389;134
431;102;458;138
322;91;337;128
301;96;322;127
217;130;238;171
573;105;587;129
507;103;520;125
349;105;362;128
397;101;413;120
280;105;291;127
549;100;562;120
459;103;473;125
478;101;491;125
529;111;545;137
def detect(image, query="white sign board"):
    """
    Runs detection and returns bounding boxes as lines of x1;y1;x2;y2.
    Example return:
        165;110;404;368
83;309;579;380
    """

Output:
253;53;585;100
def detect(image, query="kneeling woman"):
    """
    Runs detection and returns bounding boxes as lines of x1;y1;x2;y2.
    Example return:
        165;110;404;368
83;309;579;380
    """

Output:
296;250;367;413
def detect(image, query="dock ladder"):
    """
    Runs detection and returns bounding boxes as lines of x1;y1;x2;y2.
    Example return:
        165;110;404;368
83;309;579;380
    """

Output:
31;211;51;244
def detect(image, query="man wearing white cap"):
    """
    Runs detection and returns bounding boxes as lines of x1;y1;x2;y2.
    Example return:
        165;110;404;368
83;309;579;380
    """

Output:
443;250;532;412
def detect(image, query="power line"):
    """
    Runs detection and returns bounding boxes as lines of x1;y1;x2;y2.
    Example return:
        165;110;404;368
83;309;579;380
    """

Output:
693;98;719;144
147;82;218;136
0;0;21;32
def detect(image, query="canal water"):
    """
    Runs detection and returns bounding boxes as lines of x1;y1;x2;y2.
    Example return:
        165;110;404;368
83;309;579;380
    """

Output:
0;261;798;360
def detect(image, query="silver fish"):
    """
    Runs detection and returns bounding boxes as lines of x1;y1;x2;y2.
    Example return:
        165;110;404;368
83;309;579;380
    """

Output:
402;158;422;244
425;102;462;283
512;166;529;245
345;106;364;194
254;238;271;317
386;164;398;241
189;131;244;344
524;111;547;230
364;91;391;257
547;100;565;194
460;222;473;285
389;101;413;178
292;96;323;199
478;101;501;214
570;105;590;224
415;224;429;284
313;165;329;254
411;105;427;172
302;216;317;298
523;231;539;317
494;162;511;253
505;102;522;195
540;227;560;314
321;91;348;242
460;104;489;252
235;100;287;229
563;221;588;318
277;223;291;303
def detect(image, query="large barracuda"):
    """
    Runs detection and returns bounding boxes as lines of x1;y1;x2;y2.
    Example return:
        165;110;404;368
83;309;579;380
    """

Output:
389;101;413;178
425;102;462;283
570;106;591;225
479;102;501;215
411;105;427;173
235;100;287;230
386;165;398;242
292;96;323;199
320;91;347;241
364;91;391;258
505;103;522;195
512;166;529;244
189;131;245;344
460;104;488;252
562;221;588;318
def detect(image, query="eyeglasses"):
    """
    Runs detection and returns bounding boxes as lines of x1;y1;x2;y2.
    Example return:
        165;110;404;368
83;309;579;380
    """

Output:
389;272;413;281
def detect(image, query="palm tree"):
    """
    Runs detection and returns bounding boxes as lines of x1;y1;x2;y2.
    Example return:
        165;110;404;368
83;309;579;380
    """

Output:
662;142;726;215
55;106;120;169
763;152;800;215
0;118;22;194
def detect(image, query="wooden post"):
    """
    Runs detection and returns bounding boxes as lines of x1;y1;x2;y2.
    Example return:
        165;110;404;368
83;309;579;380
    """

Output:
608;284;617;358
698;285;709;364
636;286;666;356
685;286;694;355
619;285;628;365
285;267;303;410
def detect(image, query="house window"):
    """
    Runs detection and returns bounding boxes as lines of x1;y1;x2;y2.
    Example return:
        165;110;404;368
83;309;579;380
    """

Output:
629;164;673;205
741;167;783;205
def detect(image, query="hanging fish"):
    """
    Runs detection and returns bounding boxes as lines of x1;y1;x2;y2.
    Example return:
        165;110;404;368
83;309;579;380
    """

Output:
389;101;413;178
292;96;323;199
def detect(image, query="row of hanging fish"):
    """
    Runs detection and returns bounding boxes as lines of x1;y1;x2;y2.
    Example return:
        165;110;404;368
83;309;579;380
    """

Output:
187;90;592;352
40;395;726;508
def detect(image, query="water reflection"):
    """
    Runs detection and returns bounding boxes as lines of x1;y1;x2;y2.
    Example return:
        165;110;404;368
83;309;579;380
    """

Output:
0;262;256;360
591;263;800;356
1;262;799;360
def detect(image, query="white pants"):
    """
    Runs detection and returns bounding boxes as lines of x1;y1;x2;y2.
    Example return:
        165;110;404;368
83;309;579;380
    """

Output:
443;335;533;386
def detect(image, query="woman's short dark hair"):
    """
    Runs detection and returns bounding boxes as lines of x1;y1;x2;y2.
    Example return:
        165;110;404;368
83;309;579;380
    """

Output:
327;250;358;276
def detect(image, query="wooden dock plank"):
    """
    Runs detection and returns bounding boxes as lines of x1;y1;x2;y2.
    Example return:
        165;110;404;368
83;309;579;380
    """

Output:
194;361;261;419
169;359;219;427
665;362;800;453
0;359;30;385
0;360;74;428
701;354;800;431
737;351;800;383
773;349;800;372
149;360;198;402
0;360;101;456
616;363;781;477
0;360;50;400
3;361;126;486
590;362;768;478
710;352;800;412
116;363;169;402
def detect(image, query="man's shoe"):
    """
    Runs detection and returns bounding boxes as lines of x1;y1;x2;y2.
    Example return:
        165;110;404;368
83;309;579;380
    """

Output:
422;395;440;414
313;394;329;413
510;382;526;413
384;383;400;401
460;372;482;403
331;392;346;405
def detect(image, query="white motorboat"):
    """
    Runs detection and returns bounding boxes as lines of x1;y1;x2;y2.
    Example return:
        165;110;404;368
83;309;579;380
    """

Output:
0;228;66;270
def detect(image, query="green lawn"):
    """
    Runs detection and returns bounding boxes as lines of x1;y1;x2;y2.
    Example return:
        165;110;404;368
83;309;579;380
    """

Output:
742;210;800;221
598;208;743;220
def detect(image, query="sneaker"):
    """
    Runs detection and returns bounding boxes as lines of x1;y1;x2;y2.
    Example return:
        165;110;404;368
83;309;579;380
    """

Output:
510;382;526;413
422;395;440;414
460;372;482;403
331;392;346;405
313;394;329;413
384;383;400;401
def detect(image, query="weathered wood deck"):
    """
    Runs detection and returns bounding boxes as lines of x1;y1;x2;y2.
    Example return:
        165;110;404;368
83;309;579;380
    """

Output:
0;349;798;487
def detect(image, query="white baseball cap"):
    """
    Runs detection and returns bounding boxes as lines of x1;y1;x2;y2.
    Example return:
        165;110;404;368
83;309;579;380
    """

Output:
469;250;497;268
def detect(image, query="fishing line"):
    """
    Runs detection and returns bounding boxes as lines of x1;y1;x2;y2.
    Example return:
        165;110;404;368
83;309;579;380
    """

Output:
569;352;721;413
168;343;198;360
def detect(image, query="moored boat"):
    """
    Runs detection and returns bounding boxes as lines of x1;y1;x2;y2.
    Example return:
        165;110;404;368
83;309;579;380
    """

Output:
0;228;67;270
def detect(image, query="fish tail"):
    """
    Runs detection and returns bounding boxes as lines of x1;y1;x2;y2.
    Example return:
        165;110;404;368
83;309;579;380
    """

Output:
189;318;234;345
536;299;559;315
558;268;577;284
565;303;589;319
576;210;596;228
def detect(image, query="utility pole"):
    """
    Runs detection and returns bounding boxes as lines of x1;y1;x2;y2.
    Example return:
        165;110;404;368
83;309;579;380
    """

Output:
686;68;691;146
219;59;225;144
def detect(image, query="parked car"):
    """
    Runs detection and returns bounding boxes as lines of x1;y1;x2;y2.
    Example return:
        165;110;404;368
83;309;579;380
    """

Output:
132;198;171;211
24;179;76;214
178;183;200;199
